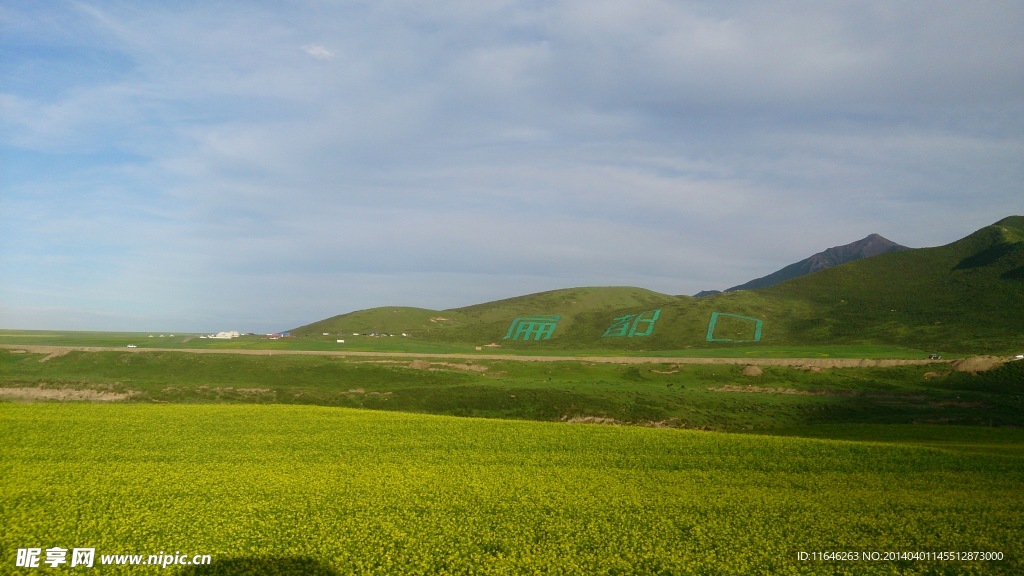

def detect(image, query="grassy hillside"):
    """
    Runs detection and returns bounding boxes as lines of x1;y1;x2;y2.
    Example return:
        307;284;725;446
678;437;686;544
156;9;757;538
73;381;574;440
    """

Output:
292;286;810;352
294;306;473;339
291;217;1024;354
765;216;1024;352
2;403;1021;574
292;287;693;351
446;286;680;348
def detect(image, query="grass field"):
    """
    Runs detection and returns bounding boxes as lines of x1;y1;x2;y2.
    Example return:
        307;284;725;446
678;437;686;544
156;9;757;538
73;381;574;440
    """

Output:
0;329;950;358
3;348;1021;431
2;403;1021;575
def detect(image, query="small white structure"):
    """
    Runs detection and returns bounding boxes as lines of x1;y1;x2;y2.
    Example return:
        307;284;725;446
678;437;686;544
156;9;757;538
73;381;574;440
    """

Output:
337;339;345;344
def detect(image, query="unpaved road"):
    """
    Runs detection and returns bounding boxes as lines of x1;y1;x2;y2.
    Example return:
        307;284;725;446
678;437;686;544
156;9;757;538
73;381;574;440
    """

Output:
0;344;979;368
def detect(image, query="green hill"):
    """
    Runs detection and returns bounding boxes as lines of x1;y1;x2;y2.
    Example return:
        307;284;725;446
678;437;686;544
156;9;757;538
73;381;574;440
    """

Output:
447;286;681;347
293;306;472;337
293;217;1024;353
763;216;1024;351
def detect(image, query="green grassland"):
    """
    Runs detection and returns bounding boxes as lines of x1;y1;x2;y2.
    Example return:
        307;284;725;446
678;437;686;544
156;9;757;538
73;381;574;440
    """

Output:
0;329;942;358
2;403;1021;575
0;330;203;348
3;348;1021;432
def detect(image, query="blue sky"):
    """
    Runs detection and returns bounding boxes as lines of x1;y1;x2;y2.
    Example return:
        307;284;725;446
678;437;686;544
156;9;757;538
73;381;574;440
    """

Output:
2;1;1022;333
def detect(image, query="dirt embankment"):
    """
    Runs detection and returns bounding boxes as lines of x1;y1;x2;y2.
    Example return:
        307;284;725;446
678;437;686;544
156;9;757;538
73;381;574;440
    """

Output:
353;359;489;372
0;388;138;402
949;356;1007;373
709;385;839;396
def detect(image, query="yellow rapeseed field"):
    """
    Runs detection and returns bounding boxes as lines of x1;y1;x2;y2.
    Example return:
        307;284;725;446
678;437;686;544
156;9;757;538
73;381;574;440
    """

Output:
1;404;1021;574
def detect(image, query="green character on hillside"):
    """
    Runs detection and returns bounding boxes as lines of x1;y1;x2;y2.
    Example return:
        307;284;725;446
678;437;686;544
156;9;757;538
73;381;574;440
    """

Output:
504;316;561;341
602;309;661;337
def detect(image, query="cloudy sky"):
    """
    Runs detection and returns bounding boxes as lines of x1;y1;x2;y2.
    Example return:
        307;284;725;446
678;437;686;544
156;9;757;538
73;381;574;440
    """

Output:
2;1;1022;333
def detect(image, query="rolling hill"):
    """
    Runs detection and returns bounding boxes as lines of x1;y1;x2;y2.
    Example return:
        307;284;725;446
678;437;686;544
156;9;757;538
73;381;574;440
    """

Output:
293;216;1024;353
295;306;472;338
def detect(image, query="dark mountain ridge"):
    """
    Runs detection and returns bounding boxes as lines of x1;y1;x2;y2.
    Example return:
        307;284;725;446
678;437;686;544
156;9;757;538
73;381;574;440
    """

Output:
697;233;909;296
728;233;909;291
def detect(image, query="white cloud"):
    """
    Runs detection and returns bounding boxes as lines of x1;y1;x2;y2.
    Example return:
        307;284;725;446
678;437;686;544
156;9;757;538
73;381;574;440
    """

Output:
302;44;334;60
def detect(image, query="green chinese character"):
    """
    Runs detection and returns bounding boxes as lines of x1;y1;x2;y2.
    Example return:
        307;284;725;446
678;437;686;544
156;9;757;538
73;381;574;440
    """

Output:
628;309;660;337
504;316;560;341
603;314;637;337
602;309;661;338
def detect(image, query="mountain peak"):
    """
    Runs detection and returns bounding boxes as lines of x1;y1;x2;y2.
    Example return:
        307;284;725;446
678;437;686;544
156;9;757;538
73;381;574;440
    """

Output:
723;234;908;292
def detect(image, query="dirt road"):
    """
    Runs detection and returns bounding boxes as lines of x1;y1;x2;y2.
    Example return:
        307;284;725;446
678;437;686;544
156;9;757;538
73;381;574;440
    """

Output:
0;344;966;368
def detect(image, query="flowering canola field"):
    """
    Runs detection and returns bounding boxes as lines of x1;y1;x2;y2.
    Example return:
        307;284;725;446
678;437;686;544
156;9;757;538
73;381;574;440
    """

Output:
1;404;1021;575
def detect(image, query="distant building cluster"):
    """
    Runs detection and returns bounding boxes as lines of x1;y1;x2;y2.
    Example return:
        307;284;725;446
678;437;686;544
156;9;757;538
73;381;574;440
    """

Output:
201;331;241;339
198;331;291;339
193;330;416;343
